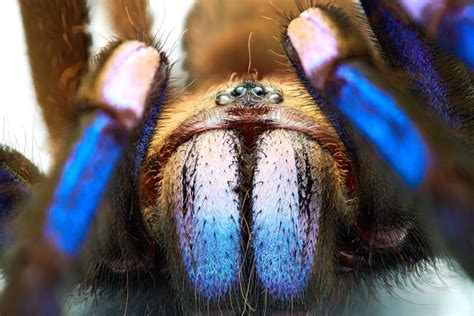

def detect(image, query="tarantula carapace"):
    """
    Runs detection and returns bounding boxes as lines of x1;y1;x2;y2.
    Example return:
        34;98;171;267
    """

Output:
0;0;473;314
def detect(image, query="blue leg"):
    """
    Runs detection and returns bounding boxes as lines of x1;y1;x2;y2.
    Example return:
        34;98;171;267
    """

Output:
287;6;474;278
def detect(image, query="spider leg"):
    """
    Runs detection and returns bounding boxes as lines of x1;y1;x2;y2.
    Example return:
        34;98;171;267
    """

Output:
18;0;90;151
0;146;42;251
286;6;474;277
361;0;474;143
104;0;154;44
0;41;164;315
398;0;474;69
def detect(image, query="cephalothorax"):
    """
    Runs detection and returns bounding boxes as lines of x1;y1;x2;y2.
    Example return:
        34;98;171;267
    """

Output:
0;0;473;314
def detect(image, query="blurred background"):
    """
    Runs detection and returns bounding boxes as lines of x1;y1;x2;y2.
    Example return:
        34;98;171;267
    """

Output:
0;1;472;315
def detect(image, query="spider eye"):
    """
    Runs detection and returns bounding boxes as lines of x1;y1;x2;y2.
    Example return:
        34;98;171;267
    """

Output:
268;92;283;104
231;85;247;97
216;92;233;105
252;86;266;97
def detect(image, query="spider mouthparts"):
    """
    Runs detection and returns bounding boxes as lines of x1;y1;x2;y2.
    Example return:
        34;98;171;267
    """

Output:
139;104;356;206
157;129;330;301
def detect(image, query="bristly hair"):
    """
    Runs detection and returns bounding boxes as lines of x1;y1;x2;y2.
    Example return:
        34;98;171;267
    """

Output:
18;0;91;152
104;0;154;45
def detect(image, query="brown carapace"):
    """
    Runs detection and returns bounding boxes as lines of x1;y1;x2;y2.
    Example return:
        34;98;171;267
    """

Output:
0;0;473;315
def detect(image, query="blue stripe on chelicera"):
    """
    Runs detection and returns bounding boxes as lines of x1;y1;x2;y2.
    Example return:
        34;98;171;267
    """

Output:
253;215;314;299
251;132;318;300
174;132;241;300
177;210;240;299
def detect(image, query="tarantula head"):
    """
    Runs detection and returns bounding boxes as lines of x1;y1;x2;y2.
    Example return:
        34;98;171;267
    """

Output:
137;74;360;307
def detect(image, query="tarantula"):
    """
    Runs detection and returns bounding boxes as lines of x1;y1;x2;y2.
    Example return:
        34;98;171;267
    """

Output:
0;0;473;314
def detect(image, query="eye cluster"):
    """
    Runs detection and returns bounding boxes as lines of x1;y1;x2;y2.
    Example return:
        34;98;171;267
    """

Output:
216;81;284;105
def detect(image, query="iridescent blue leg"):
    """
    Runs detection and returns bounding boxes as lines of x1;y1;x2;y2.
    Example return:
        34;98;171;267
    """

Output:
44;113;127;255
46;41;163;256
0;41;164;315
287;6;474;278
361;0;474;138
398;0;474;69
